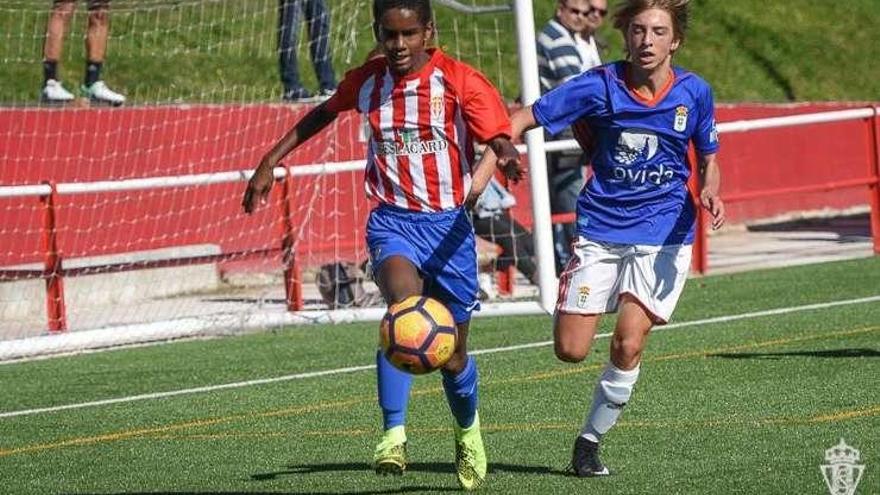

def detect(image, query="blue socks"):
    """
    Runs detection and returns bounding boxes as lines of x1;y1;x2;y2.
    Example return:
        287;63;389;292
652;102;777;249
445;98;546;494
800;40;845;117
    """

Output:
441;355;479;429
377;351;479;431
377;350;413;430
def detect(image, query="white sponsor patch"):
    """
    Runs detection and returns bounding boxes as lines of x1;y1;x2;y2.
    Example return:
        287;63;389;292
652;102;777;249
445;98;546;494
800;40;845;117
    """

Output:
376;139;449;156
614;128;659;165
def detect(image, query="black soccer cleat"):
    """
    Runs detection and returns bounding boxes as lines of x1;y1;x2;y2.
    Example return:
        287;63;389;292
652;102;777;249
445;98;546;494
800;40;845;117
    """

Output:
568;436;611;477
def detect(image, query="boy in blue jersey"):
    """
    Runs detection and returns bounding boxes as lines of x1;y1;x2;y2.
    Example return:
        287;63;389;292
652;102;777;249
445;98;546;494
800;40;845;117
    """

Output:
481;0;725;477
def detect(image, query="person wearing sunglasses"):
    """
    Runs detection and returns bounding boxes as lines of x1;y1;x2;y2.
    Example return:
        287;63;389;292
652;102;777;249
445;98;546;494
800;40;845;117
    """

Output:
536;0;608;275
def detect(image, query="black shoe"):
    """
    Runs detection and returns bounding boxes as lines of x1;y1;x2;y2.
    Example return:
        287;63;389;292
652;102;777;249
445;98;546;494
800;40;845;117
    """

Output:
568;436;610;477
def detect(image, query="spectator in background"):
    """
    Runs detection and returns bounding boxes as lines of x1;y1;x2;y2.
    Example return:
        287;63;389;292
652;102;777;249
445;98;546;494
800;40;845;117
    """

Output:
41;0;126;106
471;176;538;299
537;0;607;273
278;0;338;102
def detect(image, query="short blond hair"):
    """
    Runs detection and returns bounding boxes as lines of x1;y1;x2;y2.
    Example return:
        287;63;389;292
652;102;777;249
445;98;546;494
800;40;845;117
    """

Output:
613;0;690;45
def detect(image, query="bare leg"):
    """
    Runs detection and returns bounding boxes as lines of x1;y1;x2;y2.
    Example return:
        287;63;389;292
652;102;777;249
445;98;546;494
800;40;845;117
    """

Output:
43;1;76;62
374;255;422;439
609;294;655;370
580;294;653;443
443;320;470;374
376;255;423;304
85;3;110;63
554;311;603;363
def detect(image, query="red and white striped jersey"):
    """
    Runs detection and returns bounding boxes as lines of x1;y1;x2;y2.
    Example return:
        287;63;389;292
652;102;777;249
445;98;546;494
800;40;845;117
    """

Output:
325;49;512;212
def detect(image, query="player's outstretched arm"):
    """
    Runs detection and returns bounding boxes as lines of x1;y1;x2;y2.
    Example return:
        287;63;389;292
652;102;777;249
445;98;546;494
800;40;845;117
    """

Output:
466;105;540;206
465;134;524;209
509;105;540;140
698;153;725;229
486;105;539;182
242;104;338;214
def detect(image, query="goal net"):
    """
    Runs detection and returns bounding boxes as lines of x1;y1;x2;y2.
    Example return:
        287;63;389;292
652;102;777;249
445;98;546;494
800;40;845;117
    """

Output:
0;0;542;360
2;1;875;361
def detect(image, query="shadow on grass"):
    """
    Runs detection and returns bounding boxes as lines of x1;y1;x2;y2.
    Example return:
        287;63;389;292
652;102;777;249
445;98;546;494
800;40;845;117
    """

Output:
66;492;450;495
709;348;880;360
64;463;570;495
745;213;871;242
252;461;567;479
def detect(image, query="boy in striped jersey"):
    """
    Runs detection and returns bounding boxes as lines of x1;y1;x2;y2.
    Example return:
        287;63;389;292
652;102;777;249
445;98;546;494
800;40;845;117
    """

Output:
242;0;523;489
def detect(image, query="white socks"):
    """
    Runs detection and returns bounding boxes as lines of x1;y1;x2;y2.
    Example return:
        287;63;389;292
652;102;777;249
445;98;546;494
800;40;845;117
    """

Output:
580;361;641;443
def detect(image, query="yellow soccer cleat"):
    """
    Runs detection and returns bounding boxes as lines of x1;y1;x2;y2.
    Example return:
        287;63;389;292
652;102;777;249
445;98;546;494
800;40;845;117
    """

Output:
453;411;487;490
373;425;407;476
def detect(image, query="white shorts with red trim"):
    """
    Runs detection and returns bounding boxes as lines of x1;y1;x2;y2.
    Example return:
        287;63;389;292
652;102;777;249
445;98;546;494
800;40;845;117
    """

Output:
556;239;692;324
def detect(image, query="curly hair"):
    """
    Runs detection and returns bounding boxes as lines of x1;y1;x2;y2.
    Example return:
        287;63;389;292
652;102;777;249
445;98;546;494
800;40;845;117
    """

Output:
373;0;433;25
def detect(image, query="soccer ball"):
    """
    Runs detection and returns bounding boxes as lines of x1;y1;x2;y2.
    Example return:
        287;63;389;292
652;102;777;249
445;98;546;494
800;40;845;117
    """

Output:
380;296;457;375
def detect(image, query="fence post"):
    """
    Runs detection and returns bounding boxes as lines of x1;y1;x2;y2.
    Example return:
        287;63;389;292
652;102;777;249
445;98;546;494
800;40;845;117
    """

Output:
687;146;708;274
868;107;880;255
41;181;67;332
276;166;303;311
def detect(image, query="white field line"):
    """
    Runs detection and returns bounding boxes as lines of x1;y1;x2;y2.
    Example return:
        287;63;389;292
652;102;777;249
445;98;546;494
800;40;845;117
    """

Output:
2;295;878;420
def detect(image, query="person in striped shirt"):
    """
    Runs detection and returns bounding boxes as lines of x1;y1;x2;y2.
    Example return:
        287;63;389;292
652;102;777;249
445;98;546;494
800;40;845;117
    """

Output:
537;0;608;275
242;0;523;489
537;0;607;93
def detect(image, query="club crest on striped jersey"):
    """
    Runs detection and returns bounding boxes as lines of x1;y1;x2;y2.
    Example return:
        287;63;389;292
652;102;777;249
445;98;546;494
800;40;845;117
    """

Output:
674;105;688;132
430;96;443;118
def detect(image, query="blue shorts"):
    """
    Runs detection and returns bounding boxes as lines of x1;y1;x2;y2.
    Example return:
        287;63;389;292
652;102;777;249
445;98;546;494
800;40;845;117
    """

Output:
366;204;479;323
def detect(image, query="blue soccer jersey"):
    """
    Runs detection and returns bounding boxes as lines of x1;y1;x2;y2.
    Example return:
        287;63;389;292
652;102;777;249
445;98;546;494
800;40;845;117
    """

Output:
533;61;720;246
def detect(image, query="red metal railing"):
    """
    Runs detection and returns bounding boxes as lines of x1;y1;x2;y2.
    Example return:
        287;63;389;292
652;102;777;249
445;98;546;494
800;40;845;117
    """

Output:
868;107;880;254
689;106;880;273
2;108;878;331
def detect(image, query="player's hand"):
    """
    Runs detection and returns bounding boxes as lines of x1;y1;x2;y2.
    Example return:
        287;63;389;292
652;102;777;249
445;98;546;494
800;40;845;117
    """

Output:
700;187;726;230
242;158;277;214
486;137;525;183
497;154;525;183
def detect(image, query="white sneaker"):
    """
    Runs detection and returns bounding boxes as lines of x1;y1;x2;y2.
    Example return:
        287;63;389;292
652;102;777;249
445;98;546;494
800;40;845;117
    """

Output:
41;79;75;103
316;87;337;102
82;81;126;106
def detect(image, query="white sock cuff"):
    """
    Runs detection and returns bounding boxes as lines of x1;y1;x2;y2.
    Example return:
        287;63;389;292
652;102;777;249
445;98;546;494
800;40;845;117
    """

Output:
605;361;640;382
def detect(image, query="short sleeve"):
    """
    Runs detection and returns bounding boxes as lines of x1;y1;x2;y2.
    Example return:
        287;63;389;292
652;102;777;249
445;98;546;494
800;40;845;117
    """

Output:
324;64;370;113
460;67;512;143
692;82;720;155
532;68;608;136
